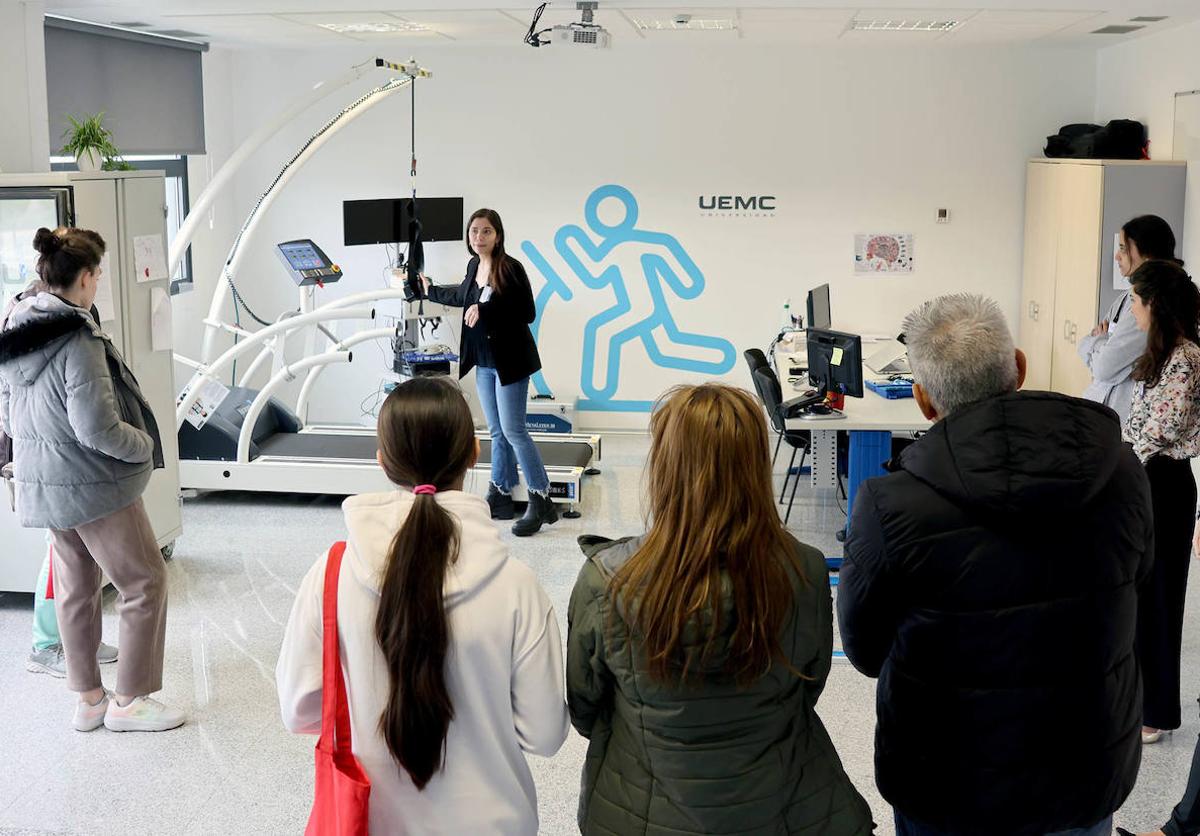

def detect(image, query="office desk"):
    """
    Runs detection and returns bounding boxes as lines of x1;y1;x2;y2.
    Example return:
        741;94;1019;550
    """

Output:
776;346;931;543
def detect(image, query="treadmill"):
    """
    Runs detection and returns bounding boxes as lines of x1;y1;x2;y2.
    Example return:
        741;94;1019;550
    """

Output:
178;393;601;516
177;238;600;514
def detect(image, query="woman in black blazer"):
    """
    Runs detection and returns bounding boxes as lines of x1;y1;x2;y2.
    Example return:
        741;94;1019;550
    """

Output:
423;208;556;536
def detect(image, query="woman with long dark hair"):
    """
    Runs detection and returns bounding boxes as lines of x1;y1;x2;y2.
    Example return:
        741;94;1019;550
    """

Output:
422;209;557;536
277;377;568;833
1123;259;1200;745
0;227;180;733
1080;214;1182;423
566;384;872;834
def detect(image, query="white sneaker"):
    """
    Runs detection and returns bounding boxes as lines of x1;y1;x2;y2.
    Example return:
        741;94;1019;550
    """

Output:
97;642;118;664
73;690;111;732
104;696;186;733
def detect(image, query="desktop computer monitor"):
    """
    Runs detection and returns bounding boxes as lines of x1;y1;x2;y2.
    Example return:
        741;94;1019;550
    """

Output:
806;283;831;330
807;328;863;398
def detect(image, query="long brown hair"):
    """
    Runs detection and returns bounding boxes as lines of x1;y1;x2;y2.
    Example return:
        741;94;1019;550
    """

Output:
1131;260;1200;388
466;208;511;293
33;227;105;289
374;377;476;789
610;384;804;684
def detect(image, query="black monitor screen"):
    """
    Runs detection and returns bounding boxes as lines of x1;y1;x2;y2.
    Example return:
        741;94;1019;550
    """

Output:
807;328;863;398
343;197;464;246
807;283;831;330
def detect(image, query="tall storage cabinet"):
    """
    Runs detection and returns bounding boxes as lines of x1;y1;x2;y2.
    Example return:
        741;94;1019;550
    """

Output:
0;171;181;592
1018;159;1186;395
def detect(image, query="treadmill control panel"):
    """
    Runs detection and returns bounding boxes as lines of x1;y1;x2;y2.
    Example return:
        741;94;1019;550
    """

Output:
276;239;343;287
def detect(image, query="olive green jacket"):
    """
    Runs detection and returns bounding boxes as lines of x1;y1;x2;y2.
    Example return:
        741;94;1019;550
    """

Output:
566;534;875;835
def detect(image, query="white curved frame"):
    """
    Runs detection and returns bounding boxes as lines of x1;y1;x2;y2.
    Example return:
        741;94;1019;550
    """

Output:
295;327;393;422
168;57;404;278
236;350;354;463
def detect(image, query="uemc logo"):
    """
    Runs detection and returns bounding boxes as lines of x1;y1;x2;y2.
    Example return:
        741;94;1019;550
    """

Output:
698;195;777;211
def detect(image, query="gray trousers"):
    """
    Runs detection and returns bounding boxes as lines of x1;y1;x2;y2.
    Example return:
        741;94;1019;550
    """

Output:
50;498;167;696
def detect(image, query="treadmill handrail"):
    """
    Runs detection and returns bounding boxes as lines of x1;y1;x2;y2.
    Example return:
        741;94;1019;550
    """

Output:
176;302;380;427
237;350;354;463
296;327;393;423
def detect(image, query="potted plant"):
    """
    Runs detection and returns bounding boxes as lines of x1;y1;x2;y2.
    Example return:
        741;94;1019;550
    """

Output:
61;112;118;172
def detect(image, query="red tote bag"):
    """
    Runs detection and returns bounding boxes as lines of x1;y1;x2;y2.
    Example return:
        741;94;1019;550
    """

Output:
306;542;372;836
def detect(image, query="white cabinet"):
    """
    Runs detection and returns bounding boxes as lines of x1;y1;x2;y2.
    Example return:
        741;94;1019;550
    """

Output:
1017;159;1186;395
0;171;182;592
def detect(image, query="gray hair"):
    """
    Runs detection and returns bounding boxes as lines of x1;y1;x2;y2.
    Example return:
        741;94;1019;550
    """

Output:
902;294;1018;416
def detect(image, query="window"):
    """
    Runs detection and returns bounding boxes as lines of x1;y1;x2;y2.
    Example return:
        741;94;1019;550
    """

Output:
50;155;194;294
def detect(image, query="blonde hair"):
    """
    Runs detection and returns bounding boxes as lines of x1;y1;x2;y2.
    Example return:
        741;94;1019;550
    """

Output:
611;384;804;684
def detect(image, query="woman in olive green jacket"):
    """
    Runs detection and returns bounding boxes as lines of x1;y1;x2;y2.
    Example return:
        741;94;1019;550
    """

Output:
566;384;873;835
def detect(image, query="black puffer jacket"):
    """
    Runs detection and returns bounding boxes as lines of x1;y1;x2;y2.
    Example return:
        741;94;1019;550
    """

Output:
839;391;1152;835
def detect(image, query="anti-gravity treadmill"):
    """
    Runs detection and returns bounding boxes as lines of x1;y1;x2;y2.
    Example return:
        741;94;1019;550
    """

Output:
178;387;599;516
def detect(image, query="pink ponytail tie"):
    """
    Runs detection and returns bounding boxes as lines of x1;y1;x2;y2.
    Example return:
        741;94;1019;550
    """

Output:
413;484;437;496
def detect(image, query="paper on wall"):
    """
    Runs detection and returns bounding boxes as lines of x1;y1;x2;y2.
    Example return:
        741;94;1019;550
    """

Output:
178;376;231;430
93;253;116;322
150;286;172;351
1113;232;1131;291
855;233;914;274
133;234;168;283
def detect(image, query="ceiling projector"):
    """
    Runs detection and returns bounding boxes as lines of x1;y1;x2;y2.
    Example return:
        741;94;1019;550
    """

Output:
526;2;612;49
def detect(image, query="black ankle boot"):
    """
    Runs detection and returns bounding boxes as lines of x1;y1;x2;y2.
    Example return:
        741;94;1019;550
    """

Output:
512;491;558;537
486;484;515;520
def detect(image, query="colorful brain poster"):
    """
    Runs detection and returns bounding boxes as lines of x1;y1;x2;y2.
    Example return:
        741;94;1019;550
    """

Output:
855;233;914;274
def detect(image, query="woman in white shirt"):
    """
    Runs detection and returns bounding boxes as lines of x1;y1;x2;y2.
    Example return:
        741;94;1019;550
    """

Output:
1123;259;1200;746
277;377;569;834
1080;215;1181;424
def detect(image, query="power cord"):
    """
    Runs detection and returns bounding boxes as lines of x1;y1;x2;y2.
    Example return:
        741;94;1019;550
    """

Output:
524;2;551;46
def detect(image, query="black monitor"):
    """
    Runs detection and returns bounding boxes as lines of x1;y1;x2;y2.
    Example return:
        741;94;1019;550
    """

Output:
806;283;831;330
343;197;464;246
807;328;863;398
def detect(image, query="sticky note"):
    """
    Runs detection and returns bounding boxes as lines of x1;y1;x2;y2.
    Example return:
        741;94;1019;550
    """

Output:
831;347;844;366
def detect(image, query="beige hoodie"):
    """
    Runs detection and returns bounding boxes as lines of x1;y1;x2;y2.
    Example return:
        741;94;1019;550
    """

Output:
276;488;568;835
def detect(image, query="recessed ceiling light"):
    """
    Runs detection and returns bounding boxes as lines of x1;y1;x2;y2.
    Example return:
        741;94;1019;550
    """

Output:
630;15;738;31
318;22;430;34
1130;16;1168;22
1092;24;1146;34
851;19;959;32
111;20;150;28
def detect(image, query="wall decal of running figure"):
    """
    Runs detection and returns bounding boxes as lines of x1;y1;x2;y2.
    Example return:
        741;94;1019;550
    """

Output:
521;184;737;413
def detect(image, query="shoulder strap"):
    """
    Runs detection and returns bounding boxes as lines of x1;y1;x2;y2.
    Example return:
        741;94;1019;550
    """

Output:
319;542;353;757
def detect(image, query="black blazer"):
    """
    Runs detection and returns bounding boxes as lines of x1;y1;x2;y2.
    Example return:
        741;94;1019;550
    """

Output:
426;255;542;386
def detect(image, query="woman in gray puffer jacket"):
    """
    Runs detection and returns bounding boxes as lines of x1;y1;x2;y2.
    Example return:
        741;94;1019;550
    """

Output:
0;228;184;733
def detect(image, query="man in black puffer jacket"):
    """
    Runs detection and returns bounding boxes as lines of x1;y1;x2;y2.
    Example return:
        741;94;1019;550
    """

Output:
839;293;1153;836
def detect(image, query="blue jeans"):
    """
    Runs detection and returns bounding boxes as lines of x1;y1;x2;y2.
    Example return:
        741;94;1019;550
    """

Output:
895;811;1112;836
475;367;550;494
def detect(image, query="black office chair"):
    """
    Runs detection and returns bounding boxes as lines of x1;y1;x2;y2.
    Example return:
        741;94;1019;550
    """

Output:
744;348;783;463
751;366;810;524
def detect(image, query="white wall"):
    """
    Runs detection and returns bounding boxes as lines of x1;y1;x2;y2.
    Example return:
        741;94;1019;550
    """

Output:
1096;19;1200;266
184;42;1096;429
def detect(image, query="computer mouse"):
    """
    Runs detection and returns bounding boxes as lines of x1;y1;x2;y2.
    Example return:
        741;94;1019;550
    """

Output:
809;403;832;415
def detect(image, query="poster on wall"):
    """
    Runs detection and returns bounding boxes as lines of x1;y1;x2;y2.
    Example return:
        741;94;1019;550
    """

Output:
855;233;914;274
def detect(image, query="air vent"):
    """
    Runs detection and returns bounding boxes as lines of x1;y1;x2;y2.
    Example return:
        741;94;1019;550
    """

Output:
149;29;206;38
1092;24;1146;34
1130;16;1168;22
851;19;959;32
317;22;430;34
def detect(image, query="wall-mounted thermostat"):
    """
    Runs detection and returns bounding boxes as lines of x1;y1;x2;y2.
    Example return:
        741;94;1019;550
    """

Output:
936;208;951;224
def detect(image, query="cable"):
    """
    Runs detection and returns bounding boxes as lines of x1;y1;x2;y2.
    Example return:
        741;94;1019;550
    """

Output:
524;2;551;47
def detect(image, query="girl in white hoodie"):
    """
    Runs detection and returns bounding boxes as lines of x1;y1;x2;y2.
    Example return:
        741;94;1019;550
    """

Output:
276;376;569;834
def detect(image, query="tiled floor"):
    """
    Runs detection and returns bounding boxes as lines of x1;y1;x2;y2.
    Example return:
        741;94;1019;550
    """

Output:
0;433;1195;835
